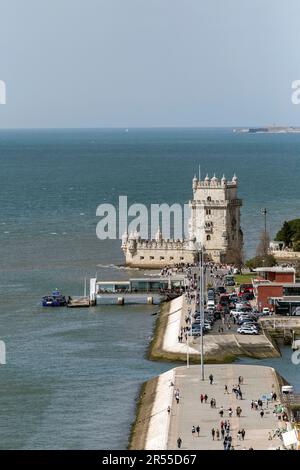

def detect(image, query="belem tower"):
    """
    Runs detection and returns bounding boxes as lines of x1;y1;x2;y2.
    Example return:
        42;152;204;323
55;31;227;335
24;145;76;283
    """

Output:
121;174;243;267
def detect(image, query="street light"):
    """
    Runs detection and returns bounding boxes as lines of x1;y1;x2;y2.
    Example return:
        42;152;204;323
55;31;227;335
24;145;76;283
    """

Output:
196;242;205;381
261;208;268;255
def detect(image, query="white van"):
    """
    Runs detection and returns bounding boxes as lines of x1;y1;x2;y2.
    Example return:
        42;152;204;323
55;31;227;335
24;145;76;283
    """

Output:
207;299;215;310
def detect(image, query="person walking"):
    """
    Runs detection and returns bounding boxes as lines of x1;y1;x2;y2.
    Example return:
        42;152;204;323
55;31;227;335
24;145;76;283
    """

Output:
192;425;196;436
196;425;200;437
260;410;264;418
241;429;245;440
221;428;225;440
224;385;229;394
209;374;214;385
177;437;182;449
216;429;220;440
204;394;208;403
219;406;224;418
211;428;216;440
200;393;204;404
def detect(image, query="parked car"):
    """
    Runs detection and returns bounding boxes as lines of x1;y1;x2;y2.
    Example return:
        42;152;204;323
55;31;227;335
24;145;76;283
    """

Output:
216;286;227;294
207;300;215;310
237;326;258;335
262;307;271;315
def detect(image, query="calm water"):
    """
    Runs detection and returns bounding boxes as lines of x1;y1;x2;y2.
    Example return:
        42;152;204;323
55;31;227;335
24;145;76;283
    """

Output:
0;128;300;449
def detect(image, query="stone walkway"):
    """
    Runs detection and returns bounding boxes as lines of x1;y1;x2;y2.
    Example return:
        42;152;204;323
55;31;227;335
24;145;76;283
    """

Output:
167;364;285;450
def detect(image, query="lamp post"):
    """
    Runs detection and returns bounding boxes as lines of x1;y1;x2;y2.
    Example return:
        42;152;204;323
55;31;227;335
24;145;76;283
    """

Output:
197;242;205;381
261;208;268;256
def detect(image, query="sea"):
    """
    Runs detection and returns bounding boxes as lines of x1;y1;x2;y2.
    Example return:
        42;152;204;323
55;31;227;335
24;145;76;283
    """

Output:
0;127;300;449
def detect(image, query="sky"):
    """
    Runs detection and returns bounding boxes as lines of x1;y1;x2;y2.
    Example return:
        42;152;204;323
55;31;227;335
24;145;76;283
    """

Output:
0;0;300;128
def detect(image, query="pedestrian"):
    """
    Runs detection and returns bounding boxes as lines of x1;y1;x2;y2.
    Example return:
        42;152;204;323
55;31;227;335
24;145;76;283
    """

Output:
228;407;233;418
177;437;182;449
211;428;215;440
224;385;228;394
251;400;254;410
196;425;200;437
210;398;214;408
204;394;208;403
237;430;242;441
221;428;225;439
209;373;214;385
216;429;220;440
200;393;204;403
219;406;224;418
260;410;264;418
192;425;196;436
241;429;245;440
167;406;171;414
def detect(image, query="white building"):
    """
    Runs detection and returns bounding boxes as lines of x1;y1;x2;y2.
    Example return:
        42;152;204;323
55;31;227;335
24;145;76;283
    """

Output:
122;174;243;267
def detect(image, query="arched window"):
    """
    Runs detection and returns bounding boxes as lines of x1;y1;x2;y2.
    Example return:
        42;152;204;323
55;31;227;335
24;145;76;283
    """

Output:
207;235;211;241
207;196;211;202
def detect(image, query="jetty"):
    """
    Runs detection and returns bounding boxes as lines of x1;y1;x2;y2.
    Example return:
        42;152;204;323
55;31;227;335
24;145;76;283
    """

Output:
67;296;90;308
130;364;287;450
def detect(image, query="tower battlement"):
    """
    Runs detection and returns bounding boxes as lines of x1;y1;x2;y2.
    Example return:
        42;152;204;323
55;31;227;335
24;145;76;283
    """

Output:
122;172;243;267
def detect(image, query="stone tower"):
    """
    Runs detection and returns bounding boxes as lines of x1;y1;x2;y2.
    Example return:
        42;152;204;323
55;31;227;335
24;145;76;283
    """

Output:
189;173;243;264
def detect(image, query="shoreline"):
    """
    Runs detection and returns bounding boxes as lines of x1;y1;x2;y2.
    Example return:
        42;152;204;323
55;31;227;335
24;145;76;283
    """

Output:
129;295;284;449
148;296;280;364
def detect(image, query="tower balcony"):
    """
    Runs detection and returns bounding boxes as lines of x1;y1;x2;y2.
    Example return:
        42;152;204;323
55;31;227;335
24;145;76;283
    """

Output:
230;198;242;206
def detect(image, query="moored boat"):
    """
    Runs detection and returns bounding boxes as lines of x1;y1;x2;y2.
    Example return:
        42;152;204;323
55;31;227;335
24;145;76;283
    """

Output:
42;289;67;307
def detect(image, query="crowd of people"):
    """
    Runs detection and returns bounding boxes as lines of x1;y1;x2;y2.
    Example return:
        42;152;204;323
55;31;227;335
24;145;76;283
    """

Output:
174;371;283;451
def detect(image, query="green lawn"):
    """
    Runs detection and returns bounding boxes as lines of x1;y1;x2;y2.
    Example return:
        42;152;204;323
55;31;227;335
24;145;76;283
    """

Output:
234;273;254;286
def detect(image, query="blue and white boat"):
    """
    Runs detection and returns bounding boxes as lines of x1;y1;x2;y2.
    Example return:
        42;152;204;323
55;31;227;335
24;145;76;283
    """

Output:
42;289;67;307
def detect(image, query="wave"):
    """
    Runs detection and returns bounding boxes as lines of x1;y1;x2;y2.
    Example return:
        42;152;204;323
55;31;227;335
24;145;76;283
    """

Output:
96;263;140;270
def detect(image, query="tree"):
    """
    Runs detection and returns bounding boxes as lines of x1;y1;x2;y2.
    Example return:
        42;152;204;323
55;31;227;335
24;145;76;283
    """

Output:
275;219;300;250
275;221;293;246
256;231;270;257
246;254;277;270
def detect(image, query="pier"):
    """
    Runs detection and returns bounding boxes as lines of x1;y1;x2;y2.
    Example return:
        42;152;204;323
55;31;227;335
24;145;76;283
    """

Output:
130;364;287;450
67;296;90;308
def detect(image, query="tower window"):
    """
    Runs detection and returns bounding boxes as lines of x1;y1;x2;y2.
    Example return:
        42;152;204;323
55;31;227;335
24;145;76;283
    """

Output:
207;235;211;241
206;209;211;215
207;196;211;202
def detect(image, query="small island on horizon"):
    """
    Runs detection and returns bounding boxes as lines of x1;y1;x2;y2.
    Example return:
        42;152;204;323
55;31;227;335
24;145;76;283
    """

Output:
233;126;300;134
